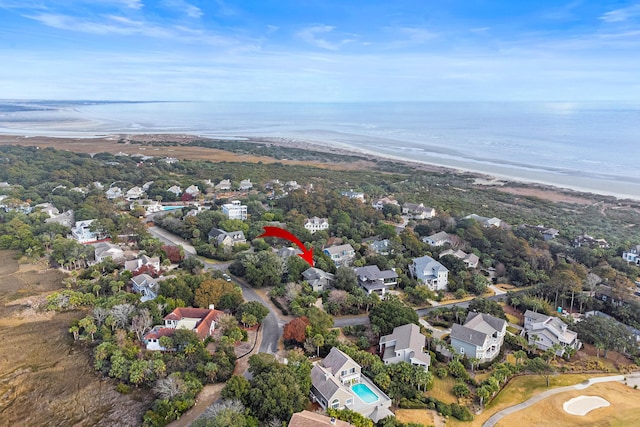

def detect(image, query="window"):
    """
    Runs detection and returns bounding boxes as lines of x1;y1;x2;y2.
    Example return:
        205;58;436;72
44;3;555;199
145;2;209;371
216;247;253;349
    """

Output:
331;399;339;409
341;370;347;376
349;367;356;374
346;398;353;406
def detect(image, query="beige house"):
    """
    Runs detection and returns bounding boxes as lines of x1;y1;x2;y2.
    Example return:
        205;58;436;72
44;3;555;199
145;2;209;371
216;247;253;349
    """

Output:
379;323;430;369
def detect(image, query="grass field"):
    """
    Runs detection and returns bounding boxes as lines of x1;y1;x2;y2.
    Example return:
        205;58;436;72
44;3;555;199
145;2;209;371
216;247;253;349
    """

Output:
396;409;437;426
429;376;458;404
495;381;640;427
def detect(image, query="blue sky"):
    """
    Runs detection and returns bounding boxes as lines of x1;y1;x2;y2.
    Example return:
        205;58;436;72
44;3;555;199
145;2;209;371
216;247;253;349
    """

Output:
1;0;640;101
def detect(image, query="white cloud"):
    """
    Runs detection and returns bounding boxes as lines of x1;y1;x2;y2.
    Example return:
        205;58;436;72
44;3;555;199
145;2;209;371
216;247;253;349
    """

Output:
162;0;202;19
600;3;640;23
296;25;355;50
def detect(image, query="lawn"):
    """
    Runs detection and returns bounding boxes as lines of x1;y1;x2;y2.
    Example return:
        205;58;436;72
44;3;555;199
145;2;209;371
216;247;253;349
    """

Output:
495;381;640;427
429;375;459;404
396;409;437;426
504;313;520;325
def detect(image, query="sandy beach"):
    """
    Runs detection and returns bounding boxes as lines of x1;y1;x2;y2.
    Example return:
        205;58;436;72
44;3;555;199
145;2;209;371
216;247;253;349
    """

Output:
0;132;638;203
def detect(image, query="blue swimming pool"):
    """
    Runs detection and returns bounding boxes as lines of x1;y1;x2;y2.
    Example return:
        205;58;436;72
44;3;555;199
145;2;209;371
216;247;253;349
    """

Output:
351;383;379;404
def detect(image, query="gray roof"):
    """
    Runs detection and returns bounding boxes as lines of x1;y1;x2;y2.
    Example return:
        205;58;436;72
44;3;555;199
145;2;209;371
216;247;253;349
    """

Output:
310;365;341;402
368;406;395;423
354;265;398;281
302;267;334;281
380;323;425;353
427;231;449;242
451;312;506;346
278;247;303;258
324;244;355;256
524;310;549;322
412;255;448;274
451;323;489;347
321;347;353;375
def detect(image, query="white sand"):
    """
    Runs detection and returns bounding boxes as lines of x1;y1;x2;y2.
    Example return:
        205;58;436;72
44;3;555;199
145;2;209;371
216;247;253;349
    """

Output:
563;396;610;416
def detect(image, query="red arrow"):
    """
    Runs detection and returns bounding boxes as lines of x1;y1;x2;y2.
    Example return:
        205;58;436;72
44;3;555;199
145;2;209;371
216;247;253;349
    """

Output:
258;226;314;267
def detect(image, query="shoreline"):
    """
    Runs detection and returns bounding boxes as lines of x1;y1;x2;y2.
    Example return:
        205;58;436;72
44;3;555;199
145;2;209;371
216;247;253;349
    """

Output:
0;131;638;203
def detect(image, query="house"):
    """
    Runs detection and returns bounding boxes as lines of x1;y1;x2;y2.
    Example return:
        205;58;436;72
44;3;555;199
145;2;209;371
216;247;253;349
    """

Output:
341;190;365;202
324;244;356;267
70;186;87;194
623;245;640;266
450;312;507;362
265;179;281;190
69;219;105;243
439;249;479;269
167;185;182;196
304;217;329;233
185;185;200;197
310;348;393;422
464;214;502;228
523;310;581;356
105;187;123;199
142;181;154;191
402;203;436;219
573;234;610;249
131;273;160;302
367;238;391;255
124;254;161;273
422;231;451;247
221;200;248;220
45;209;75;228
214;179;231;190
125;186;144;201
302;267;335;292
208;228;247;247
410;255;448;291
143;307;224;351
238;179;253;190
277;247;303;259
288;410;351;427
372;197;399;211
379;323;430;369
35;202;60;218
130;200;163;215
161;157;178;164
541;227;560;241
354;265;398;295
93;242;125;263
285;180;301;191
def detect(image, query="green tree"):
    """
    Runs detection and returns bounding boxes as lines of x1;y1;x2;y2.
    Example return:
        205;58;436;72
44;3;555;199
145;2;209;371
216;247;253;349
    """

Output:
194;279;243;310
235;301;269;324
222;375;251;401
369;295;419;336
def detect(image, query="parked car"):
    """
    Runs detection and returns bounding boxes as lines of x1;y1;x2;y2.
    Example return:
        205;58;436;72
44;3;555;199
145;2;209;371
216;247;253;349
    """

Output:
222;273;231;282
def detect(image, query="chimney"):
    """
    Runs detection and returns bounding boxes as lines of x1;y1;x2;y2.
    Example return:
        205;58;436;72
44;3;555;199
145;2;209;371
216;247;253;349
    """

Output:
209;304;215;310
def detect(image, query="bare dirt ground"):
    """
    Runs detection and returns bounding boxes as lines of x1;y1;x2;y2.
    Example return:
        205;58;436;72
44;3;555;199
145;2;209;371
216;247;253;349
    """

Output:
0;251;151;427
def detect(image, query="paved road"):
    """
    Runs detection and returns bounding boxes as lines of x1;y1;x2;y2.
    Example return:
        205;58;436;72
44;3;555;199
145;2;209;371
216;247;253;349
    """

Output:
147;226;196;255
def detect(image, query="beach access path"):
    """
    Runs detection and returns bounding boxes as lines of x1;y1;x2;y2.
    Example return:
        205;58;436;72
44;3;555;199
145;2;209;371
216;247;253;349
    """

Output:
482;374;636;427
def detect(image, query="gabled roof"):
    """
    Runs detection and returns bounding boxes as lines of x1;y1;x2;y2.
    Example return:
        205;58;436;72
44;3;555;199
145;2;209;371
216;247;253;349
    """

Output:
451;323;489;347
288;411;352;427
464;312;507;334
412;255;448;274
354;265;398;281
163;307;224;340
380;323;424;353
321;347;356;376
324;244;355;256
451;312;506;347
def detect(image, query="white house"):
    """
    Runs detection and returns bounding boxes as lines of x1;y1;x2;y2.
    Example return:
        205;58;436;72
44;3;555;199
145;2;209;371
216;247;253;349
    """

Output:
302;267;335;292
410;255;448;291
185;185;200;197
372;197;399;211
167;185;182;196
35;202;60;218
143;307;224;351
464;214;502;228
379;323;430;369
324;244;356;267
131;273;160;302
69;220;105;243
439;249;480;269
214;179;231;190
130;200;163;215
238;179;253;190
45;209;75;228
341;190;365;202
402;203;436;219
125;186;145;201
124;254;161;273
93;242;125;263
208;228;247;247
304;217;329;233
450;312;507;363
523;310;581;356
221;200;247;220
623;245;640;266
422;231;451;247
105;187;123;200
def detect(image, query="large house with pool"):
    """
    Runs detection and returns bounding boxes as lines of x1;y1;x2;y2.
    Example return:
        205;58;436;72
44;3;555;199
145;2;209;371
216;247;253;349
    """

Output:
310;347;394;422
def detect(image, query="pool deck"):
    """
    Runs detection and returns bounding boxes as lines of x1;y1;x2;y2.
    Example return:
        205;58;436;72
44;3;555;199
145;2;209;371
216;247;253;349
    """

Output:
348;375;393;418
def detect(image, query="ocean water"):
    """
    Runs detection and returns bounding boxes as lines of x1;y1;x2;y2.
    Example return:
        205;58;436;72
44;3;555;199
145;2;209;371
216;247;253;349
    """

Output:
1;101;639;198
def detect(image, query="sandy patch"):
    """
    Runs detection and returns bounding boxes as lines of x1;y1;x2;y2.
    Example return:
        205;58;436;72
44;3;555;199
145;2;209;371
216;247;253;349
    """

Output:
563;395;610;416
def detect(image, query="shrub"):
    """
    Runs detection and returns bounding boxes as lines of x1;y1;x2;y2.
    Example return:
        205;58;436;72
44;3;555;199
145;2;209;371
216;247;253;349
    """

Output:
115;382;131;394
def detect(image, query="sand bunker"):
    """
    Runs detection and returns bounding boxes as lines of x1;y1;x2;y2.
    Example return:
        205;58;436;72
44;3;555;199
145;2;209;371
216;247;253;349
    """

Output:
563;396;610;416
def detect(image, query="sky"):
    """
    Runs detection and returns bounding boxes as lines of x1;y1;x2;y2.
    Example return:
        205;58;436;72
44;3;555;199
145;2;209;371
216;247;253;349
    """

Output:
1;0;640;102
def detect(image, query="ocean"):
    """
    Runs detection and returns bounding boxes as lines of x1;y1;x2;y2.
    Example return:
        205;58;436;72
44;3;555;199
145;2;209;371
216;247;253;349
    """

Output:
1;100;639;199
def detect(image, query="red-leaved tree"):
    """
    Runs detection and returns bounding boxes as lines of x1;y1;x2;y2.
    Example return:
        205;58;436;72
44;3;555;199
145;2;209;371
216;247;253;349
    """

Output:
283;316;310;344
133;264;159;278
162;245;184;263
